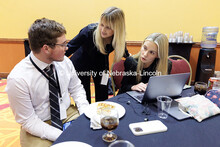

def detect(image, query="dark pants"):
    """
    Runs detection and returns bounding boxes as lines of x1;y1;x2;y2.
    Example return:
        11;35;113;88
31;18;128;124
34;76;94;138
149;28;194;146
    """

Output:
78;71;108;103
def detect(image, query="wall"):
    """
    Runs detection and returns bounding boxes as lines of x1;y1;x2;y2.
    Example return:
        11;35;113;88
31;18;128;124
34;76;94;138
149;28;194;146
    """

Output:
0;39;219;83
0;39;25;75
1;0;220;80
0;0;220;42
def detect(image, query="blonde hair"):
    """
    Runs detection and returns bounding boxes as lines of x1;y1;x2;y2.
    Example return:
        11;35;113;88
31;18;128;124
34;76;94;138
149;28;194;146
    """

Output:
134;33;169;82
94;7;126;63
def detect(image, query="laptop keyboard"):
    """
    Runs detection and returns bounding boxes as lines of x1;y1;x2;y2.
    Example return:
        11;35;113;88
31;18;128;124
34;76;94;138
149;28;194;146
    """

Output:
136;95;144;101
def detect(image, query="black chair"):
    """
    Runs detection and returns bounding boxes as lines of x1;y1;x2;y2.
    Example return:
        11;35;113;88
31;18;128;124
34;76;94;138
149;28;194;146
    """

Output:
24;39;31;57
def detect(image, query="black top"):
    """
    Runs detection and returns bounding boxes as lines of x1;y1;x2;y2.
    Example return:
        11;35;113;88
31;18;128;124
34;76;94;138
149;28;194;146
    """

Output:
118;57;172;94
66;23;129;72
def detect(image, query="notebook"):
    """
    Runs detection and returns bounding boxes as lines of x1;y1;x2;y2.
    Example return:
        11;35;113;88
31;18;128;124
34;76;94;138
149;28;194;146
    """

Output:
126;73;191;120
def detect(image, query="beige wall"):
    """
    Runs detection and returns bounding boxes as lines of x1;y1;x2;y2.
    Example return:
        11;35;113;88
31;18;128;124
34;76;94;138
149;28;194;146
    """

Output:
1;0;220;80
0;0;220;42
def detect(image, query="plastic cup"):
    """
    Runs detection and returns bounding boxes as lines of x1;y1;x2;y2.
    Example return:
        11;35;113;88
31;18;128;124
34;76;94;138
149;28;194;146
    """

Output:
213;80;220;90
157;96;172;119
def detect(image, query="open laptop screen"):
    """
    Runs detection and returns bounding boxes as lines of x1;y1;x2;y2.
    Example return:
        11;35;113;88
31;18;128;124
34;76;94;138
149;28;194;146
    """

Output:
142;73;190;103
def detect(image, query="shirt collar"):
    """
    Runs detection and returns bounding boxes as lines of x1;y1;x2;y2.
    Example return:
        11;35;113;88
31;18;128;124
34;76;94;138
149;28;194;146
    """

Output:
30;52;53;70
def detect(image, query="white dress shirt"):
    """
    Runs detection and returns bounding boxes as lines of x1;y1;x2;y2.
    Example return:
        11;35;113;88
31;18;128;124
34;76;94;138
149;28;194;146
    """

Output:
6;52;89;141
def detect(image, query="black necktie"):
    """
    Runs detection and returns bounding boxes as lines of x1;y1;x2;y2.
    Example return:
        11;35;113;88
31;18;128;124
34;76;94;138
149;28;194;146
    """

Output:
44;64;63;130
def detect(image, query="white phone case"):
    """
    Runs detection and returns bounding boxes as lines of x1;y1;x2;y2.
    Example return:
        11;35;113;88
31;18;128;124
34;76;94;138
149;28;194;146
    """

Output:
129;120;167;136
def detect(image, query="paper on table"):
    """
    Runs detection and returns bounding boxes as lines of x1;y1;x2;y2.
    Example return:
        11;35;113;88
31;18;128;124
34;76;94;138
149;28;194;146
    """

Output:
90;114;102;130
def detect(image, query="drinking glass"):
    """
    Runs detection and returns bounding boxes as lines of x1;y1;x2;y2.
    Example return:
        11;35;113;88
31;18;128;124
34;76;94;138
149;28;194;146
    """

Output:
194;82;207;95
100;107;119;142
108;140;135;147
156;96;172;119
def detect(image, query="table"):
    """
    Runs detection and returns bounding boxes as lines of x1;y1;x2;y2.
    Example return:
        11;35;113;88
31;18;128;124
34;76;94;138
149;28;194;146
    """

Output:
53;88;220;147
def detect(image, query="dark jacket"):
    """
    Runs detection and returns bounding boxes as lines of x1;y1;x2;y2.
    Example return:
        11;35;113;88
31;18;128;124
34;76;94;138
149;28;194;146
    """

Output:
118;57;172;94
66;23;129;72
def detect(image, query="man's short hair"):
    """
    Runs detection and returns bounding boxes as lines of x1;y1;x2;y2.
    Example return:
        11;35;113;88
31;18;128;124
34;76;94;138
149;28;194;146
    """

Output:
28;18;66;53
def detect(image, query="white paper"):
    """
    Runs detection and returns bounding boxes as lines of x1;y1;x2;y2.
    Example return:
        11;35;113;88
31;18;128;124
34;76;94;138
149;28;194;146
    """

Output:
100;71;109;85
60;99;67;120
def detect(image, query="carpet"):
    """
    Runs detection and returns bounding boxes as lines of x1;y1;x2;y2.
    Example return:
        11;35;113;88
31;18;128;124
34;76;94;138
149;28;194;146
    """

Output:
0;79;20;147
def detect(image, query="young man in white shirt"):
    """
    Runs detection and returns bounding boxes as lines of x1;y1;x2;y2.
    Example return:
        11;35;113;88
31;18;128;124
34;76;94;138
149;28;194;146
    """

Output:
6;18;89;147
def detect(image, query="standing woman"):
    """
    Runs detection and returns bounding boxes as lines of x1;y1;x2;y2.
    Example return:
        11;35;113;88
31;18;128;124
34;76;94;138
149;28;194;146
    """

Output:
66;7;129;103
118;33;172;94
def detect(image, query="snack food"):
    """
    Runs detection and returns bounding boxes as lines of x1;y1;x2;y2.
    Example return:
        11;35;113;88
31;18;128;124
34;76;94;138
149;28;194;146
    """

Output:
97;103;115;115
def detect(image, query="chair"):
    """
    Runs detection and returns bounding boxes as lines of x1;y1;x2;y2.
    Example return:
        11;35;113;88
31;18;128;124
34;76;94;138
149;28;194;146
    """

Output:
168;55;192;86
24;39;31;57
110;60;125;96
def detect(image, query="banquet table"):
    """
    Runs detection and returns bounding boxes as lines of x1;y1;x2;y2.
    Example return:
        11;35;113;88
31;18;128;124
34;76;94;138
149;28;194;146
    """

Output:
53;88;220;147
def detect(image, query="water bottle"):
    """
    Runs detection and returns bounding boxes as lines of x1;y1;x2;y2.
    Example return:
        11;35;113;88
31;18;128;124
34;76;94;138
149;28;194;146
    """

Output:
201;26;219;48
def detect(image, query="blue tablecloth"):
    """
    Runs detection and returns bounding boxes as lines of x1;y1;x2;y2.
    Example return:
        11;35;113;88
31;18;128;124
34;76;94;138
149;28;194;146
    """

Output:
53;88;220;147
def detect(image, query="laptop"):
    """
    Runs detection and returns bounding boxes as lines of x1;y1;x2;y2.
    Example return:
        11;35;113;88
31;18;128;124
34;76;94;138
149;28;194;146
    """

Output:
126;73;191;120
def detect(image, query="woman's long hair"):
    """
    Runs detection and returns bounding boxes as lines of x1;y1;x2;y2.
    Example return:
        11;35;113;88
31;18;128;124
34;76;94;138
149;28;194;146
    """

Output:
94;7;126;63
133;33;169;82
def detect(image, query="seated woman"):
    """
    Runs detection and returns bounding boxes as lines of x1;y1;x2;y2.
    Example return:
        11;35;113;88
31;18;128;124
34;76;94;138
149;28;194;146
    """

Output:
118;33;172;94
